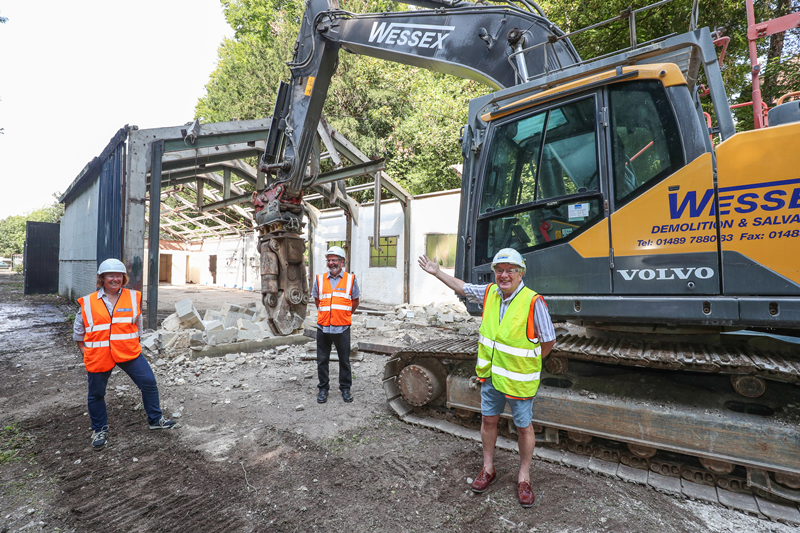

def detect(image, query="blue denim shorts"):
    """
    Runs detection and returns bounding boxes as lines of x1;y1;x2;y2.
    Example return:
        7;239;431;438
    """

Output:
480;377;534;428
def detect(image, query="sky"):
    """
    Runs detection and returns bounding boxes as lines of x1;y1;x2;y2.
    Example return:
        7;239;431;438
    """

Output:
0;1;234;219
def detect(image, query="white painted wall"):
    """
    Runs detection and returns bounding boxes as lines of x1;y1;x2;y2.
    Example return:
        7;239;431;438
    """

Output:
311;190;462;307
144;233;262;291
59;179;99;300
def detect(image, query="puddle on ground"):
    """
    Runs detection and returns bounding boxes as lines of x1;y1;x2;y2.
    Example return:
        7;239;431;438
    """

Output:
0;303;65;334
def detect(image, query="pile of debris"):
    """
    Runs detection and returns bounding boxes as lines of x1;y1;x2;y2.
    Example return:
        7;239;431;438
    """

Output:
342;301;477;339
141;299;293;358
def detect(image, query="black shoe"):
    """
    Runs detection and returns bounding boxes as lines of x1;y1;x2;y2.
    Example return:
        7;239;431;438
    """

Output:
317;388;329;403
342;389;353;403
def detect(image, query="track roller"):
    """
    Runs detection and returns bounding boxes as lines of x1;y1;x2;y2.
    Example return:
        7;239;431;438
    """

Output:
730;375;766;398
544;355;569;375
628;443;657;459
397;358;446;407
699;457;735;475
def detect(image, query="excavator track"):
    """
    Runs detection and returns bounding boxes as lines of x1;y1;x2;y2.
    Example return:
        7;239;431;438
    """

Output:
380;337;800;524
553;333;800;387
386;332;800;397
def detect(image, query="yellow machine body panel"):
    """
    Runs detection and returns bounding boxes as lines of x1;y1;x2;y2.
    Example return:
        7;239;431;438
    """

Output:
715;122;800;286
569;217;610;259
610;153;717;257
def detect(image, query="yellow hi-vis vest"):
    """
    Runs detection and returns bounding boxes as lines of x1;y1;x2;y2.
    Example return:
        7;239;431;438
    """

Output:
476;284;543;399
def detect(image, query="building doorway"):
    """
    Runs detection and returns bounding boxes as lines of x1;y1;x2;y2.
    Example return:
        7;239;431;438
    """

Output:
159;254;172;283
209;255;217;284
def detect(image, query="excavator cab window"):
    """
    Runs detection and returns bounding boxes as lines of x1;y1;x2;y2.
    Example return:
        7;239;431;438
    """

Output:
609;81;685;208
475;96;602;265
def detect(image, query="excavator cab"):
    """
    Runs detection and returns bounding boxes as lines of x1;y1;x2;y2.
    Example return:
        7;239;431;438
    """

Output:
465;64;710;305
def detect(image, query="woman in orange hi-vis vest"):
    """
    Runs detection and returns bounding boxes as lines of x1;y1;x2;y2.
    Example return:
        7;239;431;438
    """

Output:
74;259;175;450
311;246;360;404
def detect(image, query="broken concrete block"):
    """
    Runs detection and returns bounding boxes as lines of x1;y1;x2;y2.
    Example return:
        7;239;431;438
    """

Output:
189;332;205;348
365;319;384;329
141;333;159;352
237;318;261;331
161;313;182;331
163;331;192;353
257;322;275;338
222;303;256;319
437;313;455;324
403;332;421;344
203;310;224;322
254;300;268;319
208;328;238;345
237;329;260;341
175;298;204;330
204;320;223;332
159;331;178;347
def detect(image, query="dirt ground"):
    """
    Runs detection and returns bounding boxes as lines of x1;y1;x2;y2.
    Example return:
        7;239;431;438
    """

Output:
1;271;796;533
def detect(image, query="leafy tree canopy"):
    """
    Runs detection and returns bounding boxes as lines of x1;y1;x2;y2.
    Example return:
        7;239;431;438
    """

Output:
0;201;64;257
198;0;799;201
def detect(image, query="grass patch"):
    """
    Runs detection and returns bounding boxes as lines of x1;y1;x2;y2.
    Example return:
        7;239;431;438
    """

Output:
0;423;30;465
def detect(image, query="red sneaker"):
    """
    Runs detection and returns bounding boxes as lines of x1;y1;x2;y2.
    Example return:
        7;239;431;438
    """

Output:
518;481;535;507
471;467;497;493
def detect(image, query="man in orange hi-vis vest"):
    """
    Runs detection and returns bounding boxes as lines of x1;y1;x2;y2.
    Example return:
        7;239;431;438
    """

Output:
74;259;175;450
311;246;360;404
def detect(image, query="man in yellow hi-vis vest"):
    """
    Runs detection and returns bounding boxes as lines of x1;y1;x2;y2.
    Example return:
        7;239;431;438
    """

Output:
419;248;555;508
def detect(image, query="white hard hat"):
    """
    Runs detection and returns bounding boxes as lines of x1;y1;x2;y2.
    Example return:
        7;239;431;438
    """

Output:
98;258;127;275
491;248;526;272
325;246;346;260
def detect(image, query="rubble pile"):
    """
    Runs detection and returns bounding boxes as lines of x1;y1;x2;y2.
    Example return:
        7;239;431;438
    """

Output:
141;299;283;358
303;300;478;340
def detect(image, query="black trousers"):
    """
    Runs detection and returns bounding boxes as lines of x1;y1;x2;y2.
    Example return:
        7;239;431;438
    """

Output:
316;327;352;391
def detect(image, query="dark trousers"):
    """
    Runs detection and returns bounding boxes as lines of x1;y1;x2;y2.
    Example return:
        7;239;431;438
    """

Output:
87;354;163;430
316;327;352;391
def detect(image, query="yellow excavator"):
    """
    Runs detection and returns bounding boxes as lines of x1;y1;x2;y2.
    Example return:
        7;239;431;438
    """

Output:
251;0;800;515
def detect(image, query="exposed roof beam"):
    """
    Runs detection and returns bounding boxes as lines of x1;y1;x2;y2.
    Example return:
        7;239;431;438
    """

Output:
163;129;270;153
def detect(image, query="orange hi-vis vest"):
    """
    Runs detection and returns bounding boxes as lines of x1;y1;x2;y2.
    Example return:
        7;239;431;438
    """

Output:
78;289;142;373
317;271;355;327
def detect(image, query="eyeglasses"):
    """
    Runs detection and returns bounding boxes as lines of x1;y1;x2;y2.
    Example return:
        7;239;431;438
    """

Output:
494;268;519;276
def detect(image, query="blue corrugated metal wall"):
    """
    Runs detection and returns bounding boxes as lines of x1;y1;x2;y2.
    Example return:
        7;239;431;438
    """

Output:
95;140;125;266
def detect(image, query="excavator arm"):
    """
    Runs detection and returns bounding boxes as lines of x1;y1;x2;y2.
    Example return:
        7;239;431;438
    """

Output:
252;0;579;335
257;0;578;199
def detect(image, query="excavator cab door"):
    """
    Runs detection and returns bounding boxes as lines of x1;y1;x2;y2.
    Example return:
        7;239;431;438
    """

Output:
605;80;720;295
470;91;613;294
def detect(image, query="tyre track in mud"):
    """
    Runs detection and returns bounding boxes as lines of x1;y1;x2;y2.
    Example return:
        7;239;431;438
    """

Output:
23;406;255;533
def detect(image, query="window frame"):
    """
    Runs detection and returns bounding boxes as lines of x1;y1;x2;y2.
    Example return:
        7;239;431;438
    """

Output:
606;80;686;211
476;93;603;222
472;93;605;265
368;235;399;268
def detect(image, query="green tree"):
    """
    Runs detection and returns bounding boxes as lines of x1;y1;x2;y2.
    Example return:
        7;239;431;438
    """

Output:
197;0;488;199
540;0;799;131
198;0;799;199
0;201;64;257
